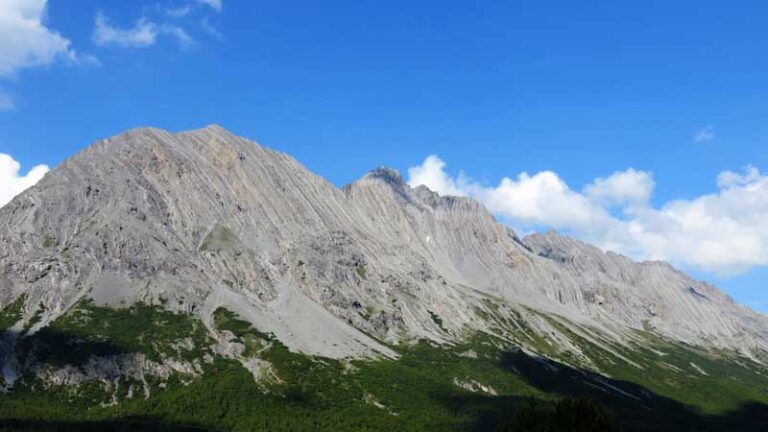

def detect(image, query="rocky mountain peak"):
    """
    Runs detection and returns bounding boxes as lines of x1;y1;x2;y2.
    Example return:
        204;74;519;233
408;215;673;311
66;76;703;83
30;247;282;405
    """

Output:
363;166;406;187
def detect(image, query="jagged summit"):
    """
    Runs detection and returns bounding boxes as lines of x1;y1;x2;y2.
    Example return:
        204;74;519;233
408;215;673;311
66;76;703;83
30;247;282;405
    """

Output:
361;166;406;187
118;123;229;136
195;123;230;133
1;125;767;367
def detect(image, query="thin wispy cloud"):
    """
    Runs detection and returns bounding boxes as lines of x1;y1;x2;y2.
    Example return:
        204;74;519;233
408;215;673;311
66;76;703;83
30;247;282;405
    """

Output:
93;12;196;51
200;16;223;40
93;13;159;48
164;26;195;50
197;0;223;12
408;156;768;275
166;0;223;17
694;126;715;142
166;5;194;18
95;1;223;51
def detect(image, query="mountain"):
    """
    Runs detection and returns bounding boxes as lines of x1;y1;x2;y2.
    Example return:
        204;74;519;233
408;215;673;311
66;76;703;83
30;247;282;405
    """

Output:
1;125;768;431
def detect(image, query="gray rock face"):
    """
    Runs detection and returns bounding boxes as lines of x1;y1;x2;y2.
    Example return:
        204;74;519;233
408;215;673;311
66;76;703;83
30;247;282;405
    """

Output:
1;125;767;360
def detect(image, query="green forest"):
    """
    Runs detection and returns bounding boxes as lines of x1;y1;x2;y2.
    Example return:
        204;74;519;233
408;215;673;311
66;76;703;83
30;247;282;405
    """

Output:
1;301;767;431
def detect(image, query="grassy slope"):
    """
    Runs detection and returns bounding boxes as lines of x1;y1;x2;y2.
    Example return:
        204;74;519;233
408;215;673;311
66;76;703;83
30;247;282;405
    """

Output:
0;301;767;431
0;295;25;332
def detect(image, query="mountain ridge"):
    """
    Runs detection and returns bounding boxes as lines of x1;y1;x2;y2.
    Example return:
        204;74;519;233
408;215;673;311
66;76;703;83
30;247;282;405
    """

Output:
3;125;768;431
1;124;767;364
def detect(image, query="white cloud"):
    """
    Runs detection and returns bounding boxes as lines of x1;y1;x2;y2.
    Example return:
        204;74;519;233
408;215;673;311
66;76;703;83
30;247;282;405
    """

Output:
584;168;655;207
166;0;223;17
162;25;194;50
0;153;49;208
407;155;465;197
93;13;159;48
197;0;222;12
166;5;193;18
716;166;761;188
0;0;76;77
200;16;223;40
477;171;608;229
407;156;768;275
408;155;616;236
96;1;223;52
0;1;96;112
694;126;715;142
93;12;194;50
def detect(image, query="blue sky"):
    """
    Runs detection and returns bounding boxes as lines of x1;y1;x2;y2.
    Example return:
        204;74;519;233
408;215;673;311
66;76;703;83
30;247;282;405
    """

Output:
1;1;768;310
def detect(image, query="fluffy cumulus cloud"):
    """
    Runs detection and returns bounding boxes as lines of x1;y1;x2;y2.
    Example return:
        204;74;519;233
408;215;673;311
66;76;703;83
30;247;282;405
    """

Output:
477;171;607;229
0;153;49;208
0;1;97;109
0;0;74;77
407;155;466;197
585;168;655;207
407;156;768;275
407;156;619;241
